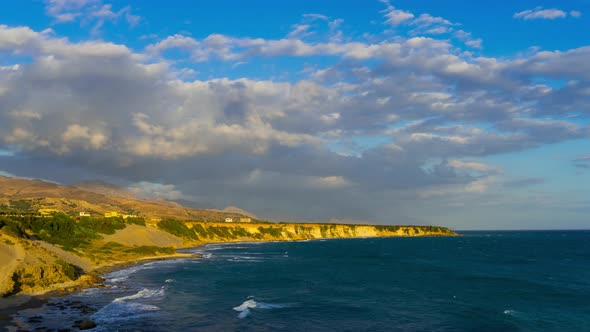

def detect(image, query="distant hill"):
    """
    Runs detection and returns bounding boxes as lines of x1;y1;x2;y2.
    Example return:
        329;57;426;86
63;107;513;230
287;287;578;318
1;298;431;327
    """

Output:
0;176;252;221
73;181;137;200
210;206;258;219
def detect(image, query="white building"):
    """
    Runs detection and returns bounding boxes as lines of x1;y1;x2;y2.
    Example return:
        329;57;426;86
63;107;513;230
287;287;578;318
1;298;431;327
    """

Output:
79;212;91;217
225;218;233;223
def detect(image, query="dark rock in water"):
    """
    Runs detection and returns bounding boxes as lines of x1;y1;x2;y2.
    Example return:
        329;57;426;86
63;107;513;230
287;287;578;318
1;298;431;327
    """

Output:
28;315;44;323
74;320;96;330
58;329;72;332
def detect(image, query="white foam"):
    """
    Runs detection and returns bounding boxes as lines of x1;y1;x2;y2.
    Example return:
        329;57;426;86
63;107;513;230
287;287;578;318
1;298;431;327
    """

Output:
113;287;165;302
165;279;174;283
92;301;161;324
503;309;518;316
232;299;289;319
104;265;152;282
109;276;128;283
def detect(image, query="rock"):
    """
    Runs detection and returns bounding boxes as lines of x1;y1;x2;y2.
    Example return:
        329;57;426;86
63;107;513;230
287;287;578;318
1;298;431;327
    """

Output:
74;320;96;330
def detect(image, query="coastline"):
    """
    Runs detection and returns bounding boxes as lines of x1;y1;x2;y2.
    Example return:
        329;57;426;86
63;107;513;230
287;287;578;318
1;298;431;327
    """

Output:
0;251;202;329
0;231;458;329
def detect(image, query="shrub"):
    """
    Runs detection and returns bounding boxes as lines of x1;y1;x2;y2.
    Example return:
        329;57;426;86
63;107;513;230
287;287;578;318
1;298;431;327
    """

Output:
79;217;126;235
158;219;199;240
56;259;78;281
125;217;146;226
191;224;210;238
28;213;97;249
0;217;26;238
257;226;283;237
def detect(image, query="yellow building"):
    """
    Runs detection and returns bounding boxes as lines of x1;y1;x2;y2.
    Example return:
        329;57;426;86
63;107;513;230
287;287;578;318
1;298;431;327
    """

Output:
104;211;119;218
122;214;138;219
239;217;252;223
79;212;91;217
38;208;58;216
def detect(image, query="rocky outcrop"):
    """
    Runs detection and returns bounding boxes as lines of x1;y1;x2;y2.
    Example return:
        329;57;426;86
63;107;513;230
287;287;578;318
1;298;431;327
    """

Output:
0;233;92;297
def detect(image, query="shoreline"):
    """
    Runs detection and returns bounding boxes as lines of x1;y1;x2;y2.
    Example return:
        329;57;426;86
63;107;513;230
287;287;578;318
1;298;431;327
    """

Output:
0;234;457;328
0;251;203;329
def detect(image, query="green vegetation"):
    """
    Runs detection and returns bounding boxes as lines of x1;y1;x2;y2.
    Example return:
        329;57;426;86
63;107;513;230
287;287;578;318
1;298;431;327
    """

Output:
125;217;146;226
0;213;131;251
258;226;283;237
8;200;33;211
190;224;250;239
0;217;27;238
79;217;126;235
55;259;78;280
124;245;175;256
158;219;199;240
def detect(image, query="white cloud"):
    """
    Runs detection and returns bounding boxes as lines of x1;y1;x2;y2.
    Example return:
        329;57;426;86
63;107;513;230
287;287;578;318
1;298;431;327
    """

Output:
43;0;140;32
514;7;568;20
448;160;499;173
1;1;590;225
128;181;184;200
383;6;414;27
287;24;312;38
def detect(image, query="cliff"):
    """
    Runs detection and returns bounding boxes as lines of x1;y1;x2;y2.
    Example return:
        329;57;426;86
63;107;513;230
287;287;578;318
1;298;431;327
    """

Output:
181;221;456;242
0;218;456;297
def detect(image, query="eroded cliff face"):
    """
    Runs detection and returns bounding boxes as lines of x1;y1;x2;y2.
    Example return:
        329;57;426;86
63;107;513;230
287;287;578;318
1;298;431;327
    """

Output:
183;222;457;242
0;233;90;296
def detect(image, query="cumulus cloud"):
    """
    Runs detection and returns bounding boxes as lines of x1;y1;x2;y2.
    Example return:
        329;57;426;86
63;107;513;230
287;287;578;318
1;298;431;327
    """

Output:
1;2;589;226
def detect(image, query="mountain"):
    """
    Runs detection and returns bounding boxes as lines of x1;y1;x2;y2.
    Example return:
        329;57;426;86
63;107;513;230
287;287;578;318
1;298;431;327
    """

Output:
72;181;137;200
0;176;251;221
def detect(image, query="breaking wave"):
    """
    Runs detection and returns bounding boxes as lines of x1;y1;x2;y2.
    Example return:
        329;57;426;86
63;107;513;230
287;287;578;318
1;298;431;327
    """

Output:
232;298;290;319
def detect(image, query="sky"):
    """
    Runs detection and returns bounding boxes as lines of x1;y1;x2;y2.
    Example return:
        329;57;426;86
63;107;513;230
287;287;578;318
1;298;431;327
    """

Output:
0;0;589;230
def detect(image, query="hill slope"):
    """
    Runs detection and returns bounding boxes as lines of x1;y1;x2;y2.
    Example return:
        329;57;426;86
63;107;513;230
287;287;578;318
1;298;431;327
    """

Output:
0;176;251;221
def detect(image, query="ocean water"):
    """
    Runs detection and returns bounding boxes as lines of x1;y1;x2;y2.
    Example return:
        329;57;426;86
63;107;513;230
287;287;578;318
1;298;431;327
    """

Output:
11;231;590;331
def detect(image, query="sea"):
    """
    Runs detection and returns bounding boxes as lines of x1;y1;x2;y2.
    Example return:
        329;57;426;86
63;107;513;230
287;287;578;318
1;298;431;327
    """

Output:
8;231;590;331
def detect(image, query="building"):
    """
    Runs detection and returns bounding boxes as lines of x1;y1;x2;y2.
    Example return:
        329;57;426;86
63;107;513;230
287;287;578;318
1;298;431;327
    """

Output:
79;212;91;217
239;217;252;223
104;211;119;218
122;214;138;219
225;217;234;223
38;208;58;216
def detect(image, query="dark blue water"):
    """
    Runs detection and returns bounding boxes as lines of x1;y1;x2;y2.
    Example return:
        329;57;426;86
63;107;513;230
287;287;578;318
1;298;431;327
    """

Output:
13;231;590;331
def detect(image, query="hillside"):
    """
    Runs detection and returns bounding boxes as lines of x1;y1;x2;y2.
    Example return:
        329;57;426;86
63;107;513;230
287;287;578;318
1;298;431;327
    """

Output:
0;176;252;222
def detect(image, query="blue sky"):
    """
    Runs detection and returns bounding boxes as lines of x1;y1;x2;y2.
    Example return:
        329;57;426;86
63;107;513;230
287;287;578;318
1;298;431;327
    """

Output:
0;0;589;229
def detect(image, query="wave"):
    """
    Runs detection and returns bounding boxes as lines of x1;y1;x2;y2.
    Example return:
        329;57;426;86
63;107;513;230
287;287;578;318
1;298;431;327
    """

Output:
103;264;154;283
90;287;166;327
232;299;290;319
92;301;161;325
503;309;519;316
113;287;166;302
